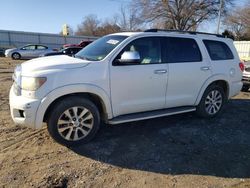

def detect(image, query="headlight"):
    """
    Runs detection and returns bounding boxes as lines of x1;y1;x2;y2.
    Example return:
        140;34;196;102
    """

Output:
21;76;47;91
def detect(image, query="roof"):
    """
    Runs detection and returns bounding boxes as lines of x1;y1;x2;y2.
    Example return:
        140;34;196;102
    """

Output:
109;29;229;40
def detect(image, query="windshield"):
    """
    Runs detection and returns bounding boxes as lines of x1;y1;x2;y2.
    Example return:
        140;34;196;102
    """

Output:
75;35;128;61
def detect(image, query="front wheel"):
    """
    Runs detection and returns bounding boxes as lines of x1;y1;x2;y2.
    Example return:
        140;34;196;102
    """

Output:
11;52;21;60
47;97;100;147
196;85;226;118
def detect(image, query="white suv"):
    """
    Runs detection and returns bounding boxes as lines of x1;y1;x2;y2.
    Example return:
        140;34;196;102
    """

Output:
9;29;243;146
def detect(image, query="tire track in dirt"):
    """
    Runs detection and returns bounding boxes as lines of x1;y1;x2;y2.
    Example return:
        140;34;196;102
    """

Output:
0;77;12;82
0;129;47;153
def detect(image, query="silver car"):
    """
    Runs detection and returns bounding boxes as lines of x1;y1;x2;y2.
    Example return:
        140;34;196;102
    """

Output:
242;60;250;92
5;44;54;60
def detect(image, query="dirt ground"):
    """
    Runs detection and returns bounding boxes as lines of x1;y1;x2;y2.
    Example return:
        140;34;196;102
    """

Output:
0;57;250;188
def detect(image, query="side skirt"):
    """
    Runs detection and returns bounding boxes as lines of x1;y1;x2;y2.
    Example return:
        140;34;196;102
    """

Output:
108;106;196;125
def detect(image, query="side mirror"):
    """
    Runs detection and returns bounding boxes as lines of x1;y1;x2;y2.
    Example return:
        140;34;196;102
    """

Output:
116;51;141;65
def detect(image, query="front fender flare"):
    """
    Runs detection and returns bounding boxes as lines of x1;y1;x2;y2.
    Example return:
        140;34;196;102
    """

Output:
35;84;112;129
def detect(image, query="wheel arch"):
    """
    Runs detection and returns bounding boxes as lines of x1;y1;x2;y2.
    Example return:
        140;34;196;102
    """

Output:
195;75;230;105
35;84;112;129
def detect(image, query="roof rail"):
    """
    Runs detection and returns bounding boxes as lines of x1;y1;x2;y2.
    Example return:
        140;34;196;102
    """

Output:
144;29;225;38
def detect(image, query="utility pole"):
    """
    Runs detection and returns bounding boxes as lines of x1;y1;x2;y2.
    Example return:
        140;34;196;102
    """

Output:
217;0;223;34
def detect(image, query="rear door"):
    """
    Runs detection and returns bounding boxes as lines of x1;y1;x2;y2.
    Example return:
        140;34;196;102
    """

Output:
35;45;49;57
163;37;212;108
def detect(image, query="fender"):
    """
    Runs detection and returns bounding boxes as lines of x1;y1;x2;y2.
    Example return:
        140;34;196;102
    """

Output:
195;74;230;105
34;83;112;129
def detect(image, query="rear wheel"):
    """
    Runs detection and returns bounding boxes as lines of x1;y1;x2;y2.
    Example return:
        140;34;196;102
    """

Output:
196;85;226;118
11;52;21;60
47;97;100;147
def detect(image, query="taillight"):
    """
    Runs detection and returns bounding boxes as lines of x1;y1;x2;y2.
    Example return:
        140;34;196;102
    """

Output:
239;62;244;72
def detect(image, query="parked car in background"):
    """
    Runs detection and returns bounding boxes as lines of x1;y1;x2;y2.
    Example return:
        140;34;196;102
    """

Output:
5;44;55;60
242;60;250;91
0;48;5;57
63;40;93;49
41;47;82;57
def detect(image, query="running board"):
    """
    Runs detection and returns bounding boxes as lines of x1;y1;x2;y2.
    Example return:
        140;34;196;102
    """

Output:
108;106;196;125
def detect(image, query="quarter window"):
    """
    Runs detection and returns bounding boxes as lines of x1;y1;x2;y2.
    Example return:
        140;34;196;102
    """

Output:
203;40;234;60
36;45;47;50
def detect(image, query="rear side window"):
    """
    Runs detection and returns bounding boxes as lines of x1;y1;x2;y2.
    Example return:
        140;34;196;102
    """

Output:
36;45;48;50
203;40;234;60
164;37;202;63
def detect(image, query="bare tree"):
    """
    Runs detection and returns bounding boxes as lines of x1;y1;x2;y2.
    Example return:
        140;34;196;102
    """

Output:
75;15;122;36
95;21;121;36
75;15;100;36
116;5;142;31
131;0;233;31
223;1;250;40
223;10;245;40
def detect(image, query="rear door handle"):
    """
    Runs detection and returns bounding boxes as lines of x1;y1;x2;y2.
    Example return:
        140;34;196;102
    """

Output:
200;66;211;71
154;69;167;74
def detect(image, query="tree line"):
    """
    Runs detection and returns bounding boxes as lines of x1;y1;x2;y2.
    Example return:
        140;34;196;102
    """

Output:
65;0;250;40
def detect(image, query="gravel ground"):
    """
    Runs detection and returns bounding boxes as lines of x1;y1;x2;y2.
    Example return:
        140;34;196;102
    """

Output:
0;57;250;187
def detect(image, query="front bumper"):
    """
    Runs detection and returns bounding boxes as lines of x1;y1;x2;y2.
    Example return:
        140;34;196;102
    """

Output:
9;85;41;129
5;51;12;58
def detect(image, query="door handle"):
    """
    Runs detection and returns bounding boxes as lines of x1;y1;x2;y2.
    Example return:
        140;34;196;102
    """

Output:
154;69;167;74
200;66;211;71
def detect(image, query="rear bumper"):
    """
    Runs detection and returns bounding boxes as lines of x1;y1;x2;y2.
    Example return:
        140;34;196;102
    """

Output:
229;81;243;98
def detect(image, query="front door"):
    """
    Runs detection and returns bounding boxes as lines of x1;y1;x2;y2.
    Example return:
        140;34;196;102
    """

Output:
110;37;168;117
20;45;36;58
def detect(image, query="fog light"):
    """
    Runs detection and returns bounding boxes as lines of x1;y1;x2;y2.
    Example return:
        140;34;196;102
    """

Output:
18;110;25;118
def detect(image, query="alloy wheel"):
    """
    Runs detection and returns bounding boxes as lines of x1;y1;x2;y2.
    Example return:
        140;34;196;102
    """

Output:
57;106;94;141
205;90;223;115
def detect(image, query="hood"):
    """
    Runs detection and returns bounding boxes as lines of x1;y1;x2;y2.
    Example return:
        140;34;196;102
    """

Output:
63;44;79;48
6;48;17;52
21;55;90;74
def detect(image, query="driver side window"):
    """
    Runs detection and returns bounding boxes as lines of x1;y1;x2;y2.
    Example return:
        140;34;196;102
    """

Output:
114;37;161;65
22;45;36;50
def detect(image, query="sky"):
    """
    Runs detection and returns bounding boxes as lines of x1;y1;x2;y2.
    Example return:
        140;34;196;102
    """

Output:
0;0;130;34
0;0;248;34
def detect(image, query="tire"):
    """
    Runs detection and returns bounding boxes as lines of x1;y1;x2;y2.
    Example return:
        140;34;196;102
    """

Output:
47;96;100;147
11;52;21;60
241;85;249;92
196;84;226;118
